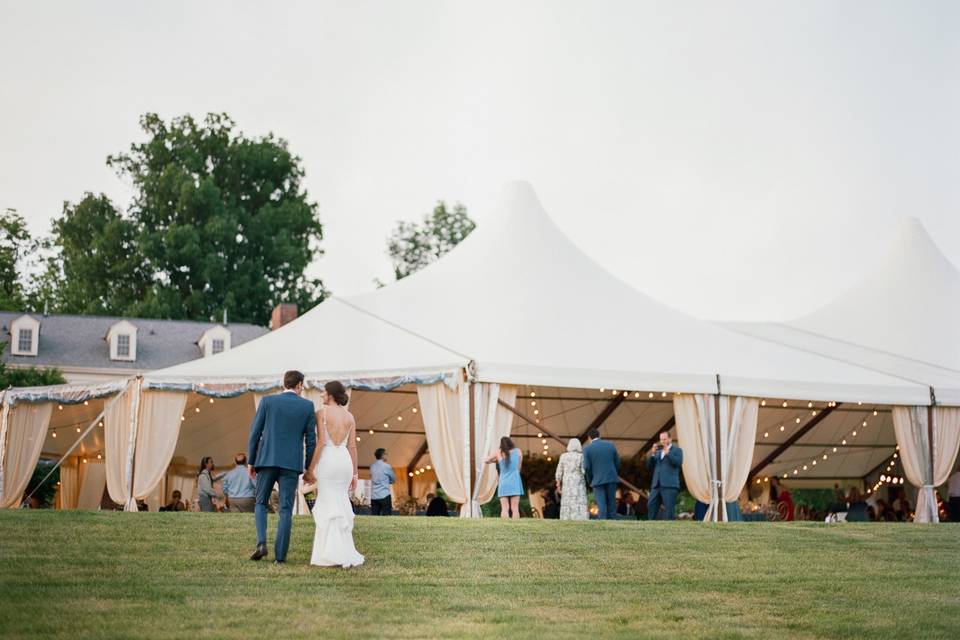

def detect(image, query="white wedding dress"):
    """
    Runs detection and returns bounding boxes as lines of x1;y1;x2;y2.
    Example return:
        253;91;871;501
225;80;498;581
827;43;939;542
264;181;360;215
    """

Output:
310;408;365;568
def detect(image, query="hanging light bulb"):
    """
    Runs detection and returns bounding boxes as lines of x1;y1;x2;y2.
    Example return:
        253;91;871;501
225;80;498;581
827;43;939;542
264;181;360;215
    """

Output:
823;454;828;460
368;429;374;435
761;400;767;407
58;405;63;411
84;400;89;406
807;402;813;408
600;388;605;393
832;447;837;452
51;431;57;438
779;425;785;432
872;410;878;416
612;390;618;396
397;415;403;421
76;427;81;433
97;453;102;460
530;391;536;398
426;465;432;470
841;439;847;446
537;432;543;438
782;401;788;408
862;421;868;427
408;472;414;477
763;432;769;438
412;407;418;414
803;465;808;470
181;416;185;422
634;392;640;398
812;460;817;466
533;409;539;416
661;392;667;397
195;407;200;413
852;431;857;437
795;417;801;424
530;401;536;407
648;392;654;399
383;422;389;428
622;391;629;398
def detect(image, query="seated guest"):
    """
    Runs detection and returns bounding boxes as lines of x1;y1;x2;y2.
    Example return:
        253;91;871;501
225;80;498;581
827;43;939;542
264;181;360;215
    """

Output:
845;488;869;522
777;485;795;521
425;493;448;516
221;453;256;512
893;491;911;521
542;487;560;519
160;490;188;512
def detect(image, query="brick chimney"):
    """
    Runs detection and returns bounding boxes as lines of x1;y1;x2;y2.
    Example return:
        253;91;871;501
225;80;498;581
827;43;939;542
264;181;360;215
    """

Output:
270;303;298;330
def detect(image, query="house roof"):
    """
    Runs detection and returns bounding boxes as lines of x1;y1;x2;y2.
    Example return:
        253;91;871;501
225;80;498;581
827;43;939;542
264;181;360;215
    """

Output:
0;312;269;372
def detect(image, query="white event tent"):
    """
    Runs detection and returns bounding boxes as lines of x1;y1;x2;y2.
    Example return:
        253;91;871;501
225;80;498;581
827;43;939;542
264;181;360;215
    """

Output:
1;183;955;522
722;217;960;521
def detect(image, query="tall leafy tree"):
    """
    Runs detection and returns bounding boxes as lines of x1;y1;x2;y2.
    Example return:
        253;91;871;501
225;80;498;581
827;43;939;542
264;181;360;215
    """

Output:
385;201;475;281
34;113;325;325
0;209;31;310
30;194;148;315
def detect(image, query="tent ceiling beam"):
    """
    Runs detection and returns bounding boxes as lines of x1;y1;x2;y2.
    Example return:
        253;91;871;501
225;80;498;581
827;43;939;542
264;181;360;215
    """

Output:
749;403;841;481
578;395;626;441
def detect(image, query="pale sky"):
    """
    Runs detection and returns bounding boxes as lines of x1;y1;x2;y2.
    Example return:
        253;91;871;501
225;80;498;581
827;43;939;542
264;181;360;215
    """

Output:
1;1;957;320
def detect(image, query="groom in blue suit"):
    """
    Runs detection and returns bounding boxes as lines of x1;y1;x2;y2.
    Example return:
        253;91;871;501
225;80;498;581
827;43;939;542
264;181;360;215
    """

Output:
247;370;317;563
583;428;621;520
646;431;683;520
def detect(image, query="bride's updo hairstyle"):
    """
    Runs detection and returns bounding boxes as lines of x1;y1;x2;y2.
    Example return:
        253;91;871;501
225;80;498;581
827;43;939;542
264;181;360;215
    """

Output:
325;380;349;406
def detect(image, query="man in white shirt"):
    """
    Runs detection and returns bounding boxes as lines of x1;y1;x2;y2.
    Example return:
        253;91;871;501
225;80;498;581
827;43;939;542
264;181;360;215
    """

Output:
948;464;960;523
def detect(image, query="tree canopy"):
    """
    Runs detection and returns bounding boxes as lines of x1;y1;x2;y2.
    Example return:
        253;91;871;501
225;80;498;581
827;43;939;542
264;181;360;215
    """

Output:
385;201;475;282
27;113;326;325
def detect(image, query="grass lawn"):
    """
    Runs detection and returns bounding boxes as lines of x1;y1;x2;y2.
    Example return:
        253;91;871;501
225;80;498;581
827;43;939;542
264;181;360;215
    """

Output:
1;512;959;639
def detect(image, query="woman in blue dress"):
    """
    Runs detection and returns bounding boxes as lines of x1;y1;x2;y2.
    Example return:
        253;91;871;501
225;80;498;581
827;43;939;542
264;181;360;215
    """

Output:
485;436;524;519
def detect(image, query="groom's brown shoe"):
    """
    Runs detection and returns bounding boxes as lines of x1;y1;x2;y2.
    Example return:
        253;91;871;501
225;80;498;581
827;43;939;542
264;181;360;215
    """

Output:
250;543;268;561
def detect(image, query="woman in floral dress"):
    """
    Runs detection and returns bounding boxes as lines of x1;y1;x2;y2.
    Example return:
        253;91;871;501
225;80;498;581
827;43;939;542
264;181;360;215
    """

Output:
555;438;589;520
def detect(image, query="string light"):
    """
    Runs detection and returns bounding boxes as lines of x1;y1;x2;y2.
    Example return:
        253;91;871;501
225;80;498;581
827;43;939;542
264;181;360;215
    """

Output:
408;472;414;477
97;453;102;460
600;388;605;393
530;391;536;398
661;392;667;397
634;392;640;398
84;400;89;406
76;427;81;433
426;465;432;470
209;398;214;404
368;429;374;435
412;408;418;414
195;407;200;413
648;392;654;399
761;400;767;407
51;432;57;438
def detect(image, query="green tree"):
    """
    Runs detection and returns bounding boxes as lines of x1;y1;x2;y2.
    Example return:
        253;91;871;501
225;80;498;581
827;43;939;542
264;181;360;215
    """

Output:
0;209;31;310
385;201;475;282
30;194;148;315
0;342;67;387
34;113;326;325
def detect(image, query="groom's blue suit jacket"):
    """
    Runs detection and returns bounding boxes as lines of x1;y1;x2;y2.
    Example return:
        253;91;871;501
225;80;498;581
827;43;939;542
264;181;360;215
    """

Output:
248;392;317;473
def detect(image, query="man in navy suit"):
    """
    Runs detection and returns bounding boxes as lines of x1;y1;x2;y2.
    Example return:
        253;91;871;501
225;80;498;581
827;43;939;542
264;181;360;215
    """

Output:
646;430;683;520
583;428;621;520
247;370;317;563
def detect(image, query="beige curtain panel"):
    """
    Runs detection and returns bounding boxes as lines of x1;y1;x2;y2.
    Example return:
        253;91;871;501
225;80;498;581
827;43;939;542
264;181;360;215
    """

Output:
77;461;106;509
132;391;188;503
59;457;80;510
470;383;518;516
105;381;139;511
674;394;718;517
0;401;54;508
893;406;960;523
673;394;759;522
417;381;470;514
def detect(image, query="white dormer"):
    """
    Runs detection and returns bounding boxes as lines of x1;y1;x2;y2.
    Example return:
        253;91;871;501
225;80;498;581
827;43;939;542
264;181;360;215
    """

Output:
197;325;232;358
10;315;40;356
106;320;138;362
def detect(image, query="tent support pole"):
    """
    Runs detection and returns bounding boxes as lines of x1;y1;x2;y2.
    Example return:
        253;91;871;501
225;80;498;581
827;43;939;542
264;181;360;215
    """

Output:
497;399;645;496
927;387;936;521
714;390;723;522
468;382;476;515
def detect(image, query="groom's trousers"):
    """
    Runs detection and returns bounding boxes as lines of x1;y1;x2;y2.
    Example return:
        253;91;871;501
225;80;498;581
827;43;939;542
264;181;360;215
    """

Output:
254;467;300;561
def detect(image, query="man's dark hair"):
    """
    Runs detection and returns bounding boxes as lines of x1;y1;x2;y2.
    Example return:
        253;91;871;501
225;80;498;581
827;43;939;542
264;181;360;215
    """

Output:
235;453;247;466
588;428;601;440
375;448;386;460
283;370;305;389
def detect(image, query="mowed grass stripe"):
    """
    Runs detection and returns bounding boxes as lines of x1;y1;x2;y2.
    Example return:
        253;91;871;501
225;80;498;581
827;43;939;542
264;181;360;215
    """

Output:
1;512;958;639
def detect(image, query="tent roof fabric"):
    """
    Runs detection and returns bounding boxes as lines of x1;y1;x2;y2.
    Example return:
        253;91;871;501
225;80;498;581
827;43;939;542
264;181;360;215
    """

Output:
723;218;960;405
148;181;931;405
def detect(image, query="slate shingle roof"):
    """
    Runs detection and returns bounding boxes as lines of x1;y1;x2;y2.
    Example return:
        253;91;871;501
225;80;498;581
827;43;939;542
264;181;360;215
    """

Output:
0;312;269;371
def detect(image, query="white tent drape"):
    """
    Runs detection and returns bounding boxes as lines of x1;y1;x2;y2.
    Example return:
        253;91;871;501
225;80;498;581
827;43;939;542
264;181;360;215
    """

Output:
104;380;139;511
59;457;80;509
719;396;760;507
673;394;759;522
77;461;106;509
674;395;717;516
417;380;470;515
132;390;187;504
893;406;960;523
0;401;54;509
468;383;517;516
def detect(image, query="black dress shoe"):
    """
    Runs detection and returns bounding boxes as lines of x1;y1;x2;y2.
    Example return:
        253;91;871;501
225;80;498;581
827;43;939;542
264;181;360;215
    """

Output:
250;543;268;561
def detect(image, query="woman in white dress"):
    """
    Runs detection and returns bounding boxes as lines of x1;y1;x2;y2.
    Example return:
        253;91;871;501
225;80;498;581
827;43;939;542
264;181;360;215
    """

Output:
306;381;365;568
555;438;589;520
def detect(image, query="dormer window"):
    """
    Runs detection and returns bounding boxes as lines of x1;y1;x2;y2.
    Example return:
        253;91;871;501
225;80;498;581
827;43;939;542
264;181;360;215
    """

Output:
106;320;138;362
198;325;232;358
10;315;40;356
117;334;131;357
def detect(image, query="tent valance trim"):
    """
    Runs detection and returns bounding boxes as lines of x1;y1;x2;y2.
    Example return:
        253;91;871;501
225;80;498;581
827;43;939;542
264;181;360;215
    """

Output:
2;379;129;407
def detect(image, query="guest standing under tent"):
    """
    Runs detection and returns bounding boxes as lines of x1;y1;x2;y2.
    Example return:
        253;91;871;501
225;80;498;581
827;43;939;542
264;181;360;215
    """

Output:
486;437;523;519
555;438;589;520
197;457;225;512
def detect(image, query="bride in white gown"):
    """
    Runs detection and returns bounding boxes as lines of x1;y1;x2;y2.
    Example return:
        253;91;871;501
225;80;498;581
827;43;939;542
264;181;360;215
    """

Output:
307;381;364;568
